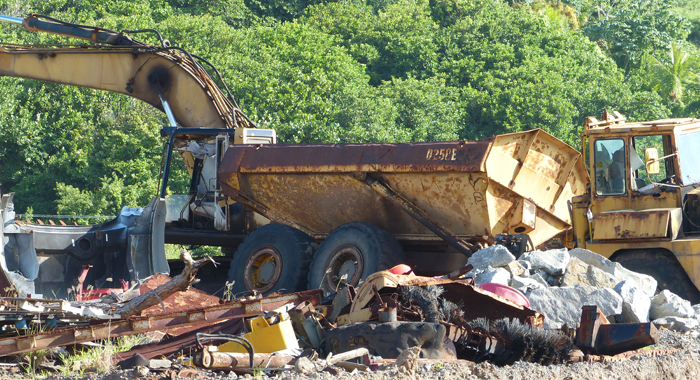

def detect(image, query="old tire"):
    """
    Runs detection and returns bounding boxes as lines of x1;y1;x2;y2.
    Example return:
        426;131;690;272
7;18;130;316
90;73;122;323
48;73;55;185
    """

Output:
307;222;405;294
612;249;700;304
228;224;316;297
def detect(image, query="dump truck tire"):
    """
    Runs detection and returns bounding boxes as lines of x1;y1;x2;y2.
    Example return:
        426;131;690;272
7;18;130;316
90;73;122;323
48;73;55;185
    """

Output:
307;222;405;294
612;249;700;304
228;224;316;297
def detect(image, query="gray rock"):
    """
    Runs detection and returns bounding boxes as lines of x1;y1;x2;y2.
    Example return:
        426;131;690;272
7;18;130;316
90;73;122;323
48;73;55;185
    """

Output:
560;257;589;287
467;245;516;270
614;280;650;323
529;272;549;287
693;304;700;321
464;267;484;279
527;286;623;329
396;346;421;376
569;248;657;298
587;265;617;288
475;267;511;286
509;275;545;294
650;290;695;319
561;257;616;289
522;248;569;276
653;316;699;332
294;357;316;375
147;359;171;370
517;260;532;276
503;261;526;277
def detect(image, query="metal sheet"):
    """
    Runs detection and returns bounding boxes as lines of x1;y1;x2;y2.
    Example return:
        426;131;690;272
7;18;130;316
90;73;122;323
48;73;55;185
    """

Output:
348;271;543;327
136;273;222;317
219;140;492;174
593;208;680;240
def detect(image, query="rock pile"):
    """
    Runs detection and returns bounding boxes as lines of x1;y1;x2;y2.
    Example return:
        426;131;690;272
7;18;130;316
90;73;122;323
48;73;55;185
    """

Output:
466;246;700;331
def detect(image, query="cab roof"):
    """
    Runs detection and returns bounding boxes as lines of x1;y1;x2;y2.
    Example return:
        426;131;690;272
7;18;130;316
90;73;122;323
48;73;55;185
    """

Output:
584;111;700;136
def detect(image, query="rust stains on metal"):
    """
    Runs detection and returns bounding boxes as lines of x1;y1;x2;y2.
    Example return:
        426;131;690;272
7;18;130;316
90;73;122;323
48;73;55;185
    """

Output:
575;306;658;356
349;271;544;327
136;273;223;317
219;140;493;175
593;208;680;240
363;175;476;257
194;347;296;369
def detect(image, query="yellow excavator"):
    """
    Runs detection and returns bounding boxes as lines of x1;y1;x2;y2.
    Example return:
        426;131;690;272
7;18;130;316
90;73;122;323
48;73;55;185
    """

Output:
0;14;275;298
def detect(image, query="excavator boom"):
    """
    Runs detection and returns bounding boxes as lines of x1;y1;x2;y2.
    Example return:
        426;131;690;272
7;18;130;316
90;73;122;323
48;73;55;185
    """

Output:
0;14;253;130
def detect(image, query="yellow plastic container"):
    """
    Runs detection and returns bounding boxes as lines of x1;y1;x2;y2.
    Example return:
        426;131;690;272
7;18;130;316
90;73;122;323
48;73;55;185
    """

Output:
218;314;299;353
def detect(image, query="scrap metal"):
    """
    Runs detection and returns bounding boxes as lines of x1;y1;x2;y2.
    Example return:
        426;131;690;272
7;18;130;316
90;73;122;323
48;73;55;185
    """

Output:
575;305;658;356
0;289;322;356
193;347;296;369
343;270;544;327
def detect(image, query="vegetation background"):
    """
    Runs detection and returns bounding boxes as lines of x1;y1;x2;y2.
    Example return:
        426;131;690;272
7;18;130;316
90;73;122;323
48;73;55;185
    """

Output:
0;0;699;218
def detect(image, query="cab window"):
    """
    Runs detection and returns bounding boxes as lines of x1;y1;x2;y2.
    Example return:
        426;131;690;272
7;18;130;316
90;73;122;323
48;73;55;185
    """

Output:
594;139;626;195
632;135;674;190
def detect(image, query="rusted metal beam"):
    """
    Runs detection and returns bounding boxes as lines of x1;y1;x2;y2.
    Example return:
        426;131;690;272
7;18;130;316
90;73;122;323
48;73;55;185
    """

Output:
230;192;318;237
361;174;477;257
0;289;322;357
194;347;296;369
576;306;658;356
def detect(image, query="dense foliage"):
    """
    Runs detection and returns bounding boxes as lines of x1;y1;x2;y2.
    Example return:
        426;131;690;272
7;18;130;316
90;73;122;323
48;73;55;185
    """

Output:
0;0;698;215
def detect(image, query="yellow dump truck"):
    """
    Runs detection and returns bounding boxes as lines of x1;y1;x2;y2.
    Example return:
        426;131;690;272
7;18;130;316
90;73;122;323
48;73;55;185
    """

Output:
218;111;700;302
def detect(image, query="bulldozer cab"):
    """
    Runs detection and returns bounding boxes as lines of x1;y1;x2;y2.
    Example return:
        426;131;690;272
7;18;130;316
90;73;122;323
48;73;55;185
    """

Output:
592;135;676;198
577;114;700;302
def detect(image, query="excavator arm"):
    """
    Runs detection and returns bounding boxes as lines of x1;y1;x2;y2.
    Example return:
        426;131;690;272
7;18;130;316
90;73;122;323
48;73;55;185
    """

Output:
0;14;270;298
0;14;253;130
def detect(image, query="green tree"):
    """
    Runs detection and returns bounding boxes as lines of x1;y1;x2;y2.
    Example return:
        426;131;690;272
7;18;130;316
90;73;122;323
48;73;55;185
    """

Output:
582;0;690;72
646;43;700;105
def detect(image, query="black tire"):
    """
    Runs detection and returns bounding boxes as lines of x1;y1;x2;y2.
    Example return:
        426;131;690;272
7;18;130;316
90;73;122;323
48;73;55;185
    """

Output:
307;222;405;294
612;249;700;304
228;224;316;297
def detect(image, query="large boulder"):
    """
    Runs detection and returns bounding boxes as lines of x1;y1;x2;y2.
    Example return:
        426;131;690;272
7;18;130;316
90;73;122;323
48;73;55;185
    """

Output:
614;280;650;323
467;245;515;270
561;258;616;289
650;290;695;320
520;248;569;277
535;269;561;287
527;286;623;329
652;316;699;332
509;275;546;294
475;267;511;286
569;248;657;298
693;304;700;321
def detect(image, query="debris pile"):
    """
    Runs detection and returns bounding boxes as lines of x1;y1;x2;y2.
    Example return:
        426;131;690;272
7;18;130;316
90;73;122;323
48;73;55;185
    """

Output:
0;246;680;378
465;246;700;332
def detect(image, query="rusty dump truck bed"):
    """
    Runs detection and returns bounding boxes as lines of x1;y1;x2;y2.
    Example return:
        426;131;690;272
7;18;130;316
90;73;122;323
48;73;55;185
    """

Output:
218;129;590;248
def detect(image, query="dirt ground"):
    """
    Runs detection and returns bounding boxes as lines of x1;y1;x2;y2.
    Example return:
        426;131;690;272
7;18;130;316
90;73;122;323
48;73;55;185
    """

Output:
0;328;695;380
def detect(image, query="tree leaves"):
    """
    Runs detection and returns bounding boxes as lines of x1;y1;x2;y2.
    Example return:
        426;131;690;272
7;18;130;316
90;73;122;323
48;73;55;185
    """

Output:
0;0;694;216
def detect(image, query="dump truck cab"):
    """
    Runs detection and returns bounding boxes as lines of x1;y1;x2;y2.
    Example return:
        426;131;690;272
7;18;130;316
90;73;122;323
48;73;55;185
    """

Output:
574;111;700;302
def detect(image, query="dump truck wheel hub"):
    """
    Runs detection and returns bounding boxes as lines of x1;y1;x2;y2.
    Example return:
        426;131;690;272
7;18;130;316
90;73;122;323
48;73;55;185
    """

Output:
244;247;282;293
326;246;364;289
